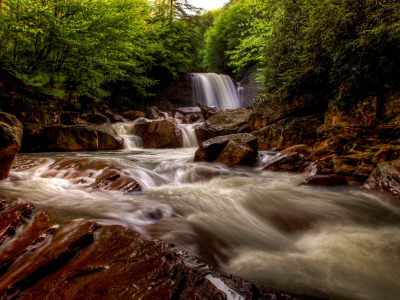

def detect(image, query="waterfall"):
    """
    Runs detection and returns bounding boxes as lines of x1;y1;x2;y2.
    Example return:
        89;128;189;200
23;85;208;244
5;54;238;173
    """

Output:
192;73;240;110
238;82;244;106
178;123;199;148
113;120;144;149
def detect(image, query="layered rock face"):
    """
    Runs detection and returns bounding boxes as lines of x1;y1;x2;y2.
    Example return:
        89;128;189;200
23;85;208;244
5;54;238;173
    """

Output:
0;113;23;180
0;196;317;300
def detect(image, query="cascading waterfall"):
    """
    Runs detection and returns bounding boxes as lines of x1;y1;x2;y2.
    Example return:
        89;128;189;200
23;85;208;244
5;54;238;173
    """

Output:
192;73;240;110
113;120;144;149
178;123;199;148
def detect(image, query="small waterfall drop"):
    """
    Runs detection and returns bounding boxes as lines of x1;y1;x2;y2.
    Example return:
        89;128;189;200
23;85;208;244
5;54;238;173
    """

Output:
113;120;144;149
192;73;240;110
178;123;199;148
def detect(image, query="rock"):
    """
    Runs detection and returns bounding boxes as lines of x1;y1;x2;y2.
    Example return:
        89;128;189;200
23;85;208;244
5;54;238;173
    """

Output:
0;112;23;180
94;122;124;150
364;159;400;197
205;107;252;134
147;106;161;119
182;113;204;124
215;140;257;167
119;110;146;121
183;166;236;183
172;107;201;117
302;174;348;186
85;113;109;124
0;201;35;245
182;114;193;124
280;145;313;160
329;158;356;176
44;124;98;152
134;120;182;148
310;138;343;160
251;114;323;150
262;153;304;172
195;123;218;144
249;93;326;131
194;133;258;162
174;112;184;119
61;111;81;125
197;103;217;120
354;163;376;182
372;146;399;165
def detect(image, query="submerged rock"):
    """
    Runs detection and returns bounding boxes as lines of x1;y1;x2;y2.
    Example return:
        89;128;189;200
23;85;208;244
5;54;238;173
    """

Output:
0;112;23;180
194;133;258;163
134;119;182;149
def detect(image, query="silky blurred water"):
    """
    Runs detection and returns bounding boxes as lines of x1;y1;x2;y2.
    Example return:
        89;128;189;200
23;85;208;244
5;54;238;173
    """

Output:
1;148;400;300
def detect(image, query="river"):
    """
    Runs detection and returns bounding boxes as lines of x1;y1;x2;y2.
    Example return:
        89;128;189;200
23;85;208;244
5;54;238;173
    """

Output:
1;142;400;300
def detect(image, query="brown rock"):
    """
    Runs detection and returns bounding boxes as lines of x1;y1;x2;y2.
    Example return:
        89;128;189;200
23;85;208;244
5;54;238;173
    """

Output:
182;114;193;124
94;122;124;150
354;163;376;182
372;146;399;165
44;124;98;152
197;103;217;120
329;158;356;176
194;133;258;162
147;106;161;119
251;114;323;150
85;113;108;124
310;138;343;160
195;123;217;144
119;110;146;120
262;153;304;172
281;145;313;160
134;120;182;148
302;174;348;186
61;111;81;125
205;107;252;135
174;112;185;119
0;112;23;180
215;140;257;167
183;166;237;183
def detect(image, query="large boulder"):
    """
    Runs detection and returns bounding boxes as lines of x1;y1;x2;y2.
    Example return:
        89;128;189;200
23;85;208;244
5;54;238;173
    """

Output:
44;125;98;152
364;159;400;197
249;93;326;131
214;140;257;167
195;108;253;143
194;133;258;163
94;122;124;150
0;112;23;180
134;120;182;149
251;114;323;150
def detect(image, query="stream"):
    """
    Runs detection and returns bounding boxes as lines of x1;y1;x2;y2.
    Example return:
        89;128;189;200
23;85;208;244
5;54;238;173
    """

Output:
1;138;400;299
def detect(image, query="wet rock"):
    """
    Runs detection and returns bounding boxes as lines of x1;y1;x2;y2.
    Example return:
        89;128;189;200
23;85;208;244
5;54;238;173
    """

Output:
0;201;35;245
215;140;257;167
172;107;201;117
354;163;376;182
0;212;56;274
85;113;108;124
249;93;326;131
195;123;217;144
364;159;400;197
44;124;98;152
183;166;236;183
0;112;23;180
182;113;204;124
119;110;146;121
303;174;348;186
110;114;129;123
251;114;323;150
372;146;399;165
281;145;313;160
174;112;185;119
205;107;252;134
94;122;124;150
262;153;304;172
134;119;182;148
197;103;217;120
194;133;258;162
182;114;193;124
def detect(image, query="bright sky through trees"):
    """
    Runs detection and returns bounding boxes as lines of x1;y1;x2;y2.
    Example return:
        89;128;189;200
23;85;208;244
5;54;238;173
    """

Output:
189;0;227;10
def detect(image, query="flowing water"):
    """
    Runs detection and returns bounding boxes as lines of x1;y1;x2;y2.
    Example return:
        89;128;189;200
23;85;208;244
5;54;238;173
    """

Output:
192;73;240;110
1;144;400;300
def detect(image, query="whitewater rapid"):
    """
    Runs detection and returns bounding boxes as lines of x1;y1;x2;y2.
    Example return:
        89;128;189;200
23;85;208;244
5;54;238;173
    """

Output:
1;148;400;300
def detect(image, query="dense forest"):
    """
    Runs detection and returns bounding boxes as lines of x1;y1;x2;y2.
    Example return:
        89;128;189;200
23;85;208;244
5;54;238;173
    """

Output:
1;0;399;108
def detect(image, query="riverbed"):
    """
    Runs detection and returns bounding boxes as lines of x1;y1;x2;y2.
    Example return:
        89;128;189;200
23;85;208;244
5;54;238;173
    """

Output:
1;147;400;300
